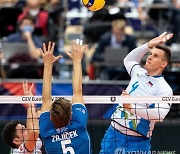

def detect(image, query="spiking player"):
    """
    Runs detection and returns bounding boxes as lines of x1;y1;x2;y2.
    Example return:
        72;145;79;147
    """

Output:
39;40;92;153
100;32;174;153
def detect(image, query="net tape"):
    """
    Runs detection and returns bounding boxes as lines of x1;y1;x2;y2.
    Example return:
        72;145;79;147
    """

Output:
0;96;180;104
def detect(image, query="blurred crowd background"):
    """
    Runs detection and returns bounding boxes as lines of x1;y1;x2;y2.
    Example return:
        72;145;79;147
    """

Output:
0;0;180;92
0;0;180;80
0;1;180;153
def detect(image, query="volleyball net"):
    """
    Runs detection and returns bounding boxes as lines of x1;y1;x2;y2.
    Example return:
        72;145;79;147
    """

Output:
0;95;180;104
0;95;180;153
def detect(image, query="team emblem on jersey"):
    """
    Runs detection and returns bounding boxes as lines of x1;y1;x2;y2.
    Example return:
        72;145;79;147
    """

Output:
56;128;61;133
82;109;85;114
56;127;67;133
75;107;86;114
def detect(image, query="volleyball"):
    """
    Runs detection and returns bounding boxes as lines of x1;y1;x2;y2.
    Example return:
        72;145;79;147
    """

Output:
82;0;106;11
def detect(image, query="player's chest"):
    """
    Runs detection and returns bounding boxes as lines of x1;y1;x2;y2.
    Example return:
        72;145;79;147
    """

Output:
127;76;158;95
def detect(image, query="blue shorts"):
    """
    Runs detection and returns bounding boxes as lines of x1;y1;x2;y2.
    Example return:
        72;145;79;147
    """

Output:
100;126;151;154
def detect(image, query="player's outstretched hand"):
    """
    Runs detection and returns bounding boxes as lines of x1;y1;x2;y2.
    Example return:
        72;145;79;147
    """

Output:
148;32;173;48
65;39;88;62
22;81;36;107
40;42;63;65
23;80;34;96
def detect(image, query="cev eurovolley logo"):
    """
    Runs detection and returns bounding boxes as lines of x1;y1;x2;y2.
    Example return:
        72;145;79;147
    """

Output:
111;97;116;102
114;147;125;154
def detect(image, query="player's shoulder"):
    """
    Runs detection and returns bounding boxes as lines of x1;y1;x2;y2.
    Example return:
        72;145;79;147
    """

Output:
157;77;173;94
157;77;171;87
72;103;86;108
39;111;50;118
131;64;147;77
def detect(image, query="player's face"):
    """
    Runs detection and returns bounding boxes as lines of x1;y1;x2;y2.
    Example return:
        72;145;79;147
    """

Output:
15;124;28;143
144;48;167;74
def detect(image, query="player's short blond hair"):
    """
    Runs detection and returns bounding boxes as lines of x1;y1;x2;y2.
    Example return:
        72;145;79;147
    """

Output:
50;97;72;127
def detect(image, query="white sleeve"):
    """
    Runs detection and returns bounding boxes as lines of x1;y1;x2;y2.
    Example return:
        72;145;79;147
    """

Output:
131;103;171;122
35;138;43;150
123;43;149;76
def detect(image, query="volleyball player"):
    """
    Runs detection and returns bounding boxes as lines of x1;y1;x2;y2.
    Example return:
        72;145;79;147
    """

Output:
100;32;174;153
1;81;42;153
39;40;92;153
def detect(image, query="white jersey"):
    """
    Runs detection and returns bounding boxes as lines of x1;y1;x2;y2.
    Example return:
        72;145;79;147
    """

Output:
12;138;42;154
112;43;173;138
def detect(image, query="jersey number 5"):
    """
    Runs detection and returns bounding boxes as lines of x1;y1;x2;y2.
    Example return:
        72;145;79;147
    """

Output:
61;139;75;154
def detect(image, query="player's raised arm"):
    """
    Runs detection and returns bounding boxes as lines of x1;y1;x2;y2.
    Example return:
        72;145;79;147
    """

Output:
65;39;88;104
148;32;173;48
22;81;39;152
124;32;173;75
40;42;62;112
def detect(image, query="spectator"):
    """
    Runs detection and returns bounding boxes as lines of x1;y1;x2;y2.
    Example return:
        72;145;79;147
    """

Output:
18;0;49;37
6;15;42;59
84;6;126;43
91;19;136;79
132;0;149;21
4;15;43;78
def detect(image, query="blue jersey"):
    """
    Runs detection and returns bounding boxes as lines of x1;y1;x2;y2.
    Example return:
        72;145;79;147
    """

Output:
39;104;91;154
